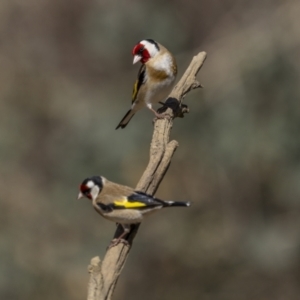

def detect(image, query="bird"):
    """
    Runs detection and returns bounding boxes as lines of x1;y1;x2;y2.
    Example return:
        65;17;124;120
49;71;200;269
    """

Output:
77;175;190;245
116;39;177;129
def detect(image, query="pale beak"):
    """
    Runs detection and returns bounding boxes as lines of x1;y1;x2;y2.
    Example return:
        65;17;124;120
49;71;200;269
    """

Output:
133;55;141;64
77;192;84;200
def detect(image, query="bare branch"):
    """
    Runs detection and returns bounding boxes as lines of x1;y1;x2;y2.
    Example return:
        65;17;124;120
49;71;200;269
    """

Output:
86;51;207;300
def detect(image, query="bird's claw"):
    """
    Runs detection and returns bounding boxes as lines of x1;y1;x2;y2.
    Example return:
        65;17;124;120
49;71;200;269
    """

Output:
155;112;166;119
153;112;172;124
108;238;129;249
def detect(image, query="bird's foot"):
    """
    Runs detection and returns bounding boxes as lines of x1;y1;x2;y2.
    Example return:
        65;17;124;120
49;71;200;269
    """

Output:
152;111;172;123
108;238;129;249
148;106;169;119
154;111;167;119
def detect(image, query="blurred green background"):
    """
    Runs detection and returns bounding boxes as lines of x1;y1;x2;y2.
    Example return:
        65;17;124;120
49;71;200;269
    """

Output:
1;0;300;299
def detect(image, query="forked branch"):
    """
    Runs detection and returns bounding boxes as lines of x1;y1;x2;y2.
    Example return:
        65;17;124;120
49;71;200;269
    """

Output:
87;51;207;300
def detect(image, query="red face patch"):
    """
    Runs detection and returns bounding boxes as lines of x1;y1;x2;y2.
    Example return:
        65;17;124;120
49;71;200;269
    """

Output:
80;184;92;199
132;43;150;63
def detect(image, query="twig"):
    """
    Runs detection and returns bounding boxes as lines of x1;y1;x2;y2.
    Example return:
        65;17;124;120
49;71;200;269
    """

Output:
87;51;207;300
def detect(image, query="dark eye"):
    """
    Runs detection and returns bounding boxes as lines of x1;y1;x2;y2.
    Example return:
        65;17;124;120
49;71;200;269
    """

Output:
138;46;145;54
81;187;90;196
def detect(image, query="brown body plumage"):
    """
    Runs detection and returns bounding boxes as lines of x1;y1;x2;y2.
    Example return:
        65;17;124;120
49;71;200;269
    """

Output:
78;175;190;245
116;39;177;129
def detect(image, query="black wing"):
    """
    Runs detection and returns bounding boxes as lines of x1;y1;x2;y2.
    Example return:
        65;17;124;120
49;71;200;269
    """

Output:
111;191;164;210
132;64;146;103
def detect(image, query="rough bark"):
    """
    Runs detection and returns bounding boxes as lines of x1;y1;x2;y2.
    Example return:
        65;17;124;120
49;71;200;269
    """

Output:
87;51;207;300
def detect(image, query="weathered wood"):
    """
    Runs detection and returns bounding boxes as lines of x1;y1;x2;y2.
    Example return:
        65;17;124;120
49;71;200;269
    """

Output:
86;51;207;300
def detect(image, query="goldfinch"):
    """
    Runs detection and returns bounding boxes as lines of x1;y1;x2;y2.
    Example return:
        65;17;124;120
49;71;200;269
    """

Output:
77;176;190;244
116;39;177;129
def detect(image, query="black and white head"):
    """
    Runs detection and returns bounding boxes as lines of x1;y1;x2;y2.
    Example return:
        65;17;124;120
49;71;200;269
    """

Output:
132;39;160;64
78;176;103;201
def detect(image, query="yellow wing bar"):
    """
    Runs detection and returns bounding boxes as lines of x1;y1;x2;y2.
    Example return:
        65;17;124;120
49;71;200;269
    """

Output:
131;64;146;103
114;198;146;209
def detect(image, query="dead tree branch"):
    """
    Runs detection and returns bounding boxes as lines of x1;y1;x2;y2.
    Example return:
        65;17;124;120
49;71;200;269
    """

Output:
87;51;207;300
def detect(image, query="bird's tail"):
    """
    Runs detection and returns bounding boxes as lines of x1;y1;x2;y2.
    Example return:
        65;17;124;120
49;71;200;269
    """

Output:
116;109;136;129
163;200;191;207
